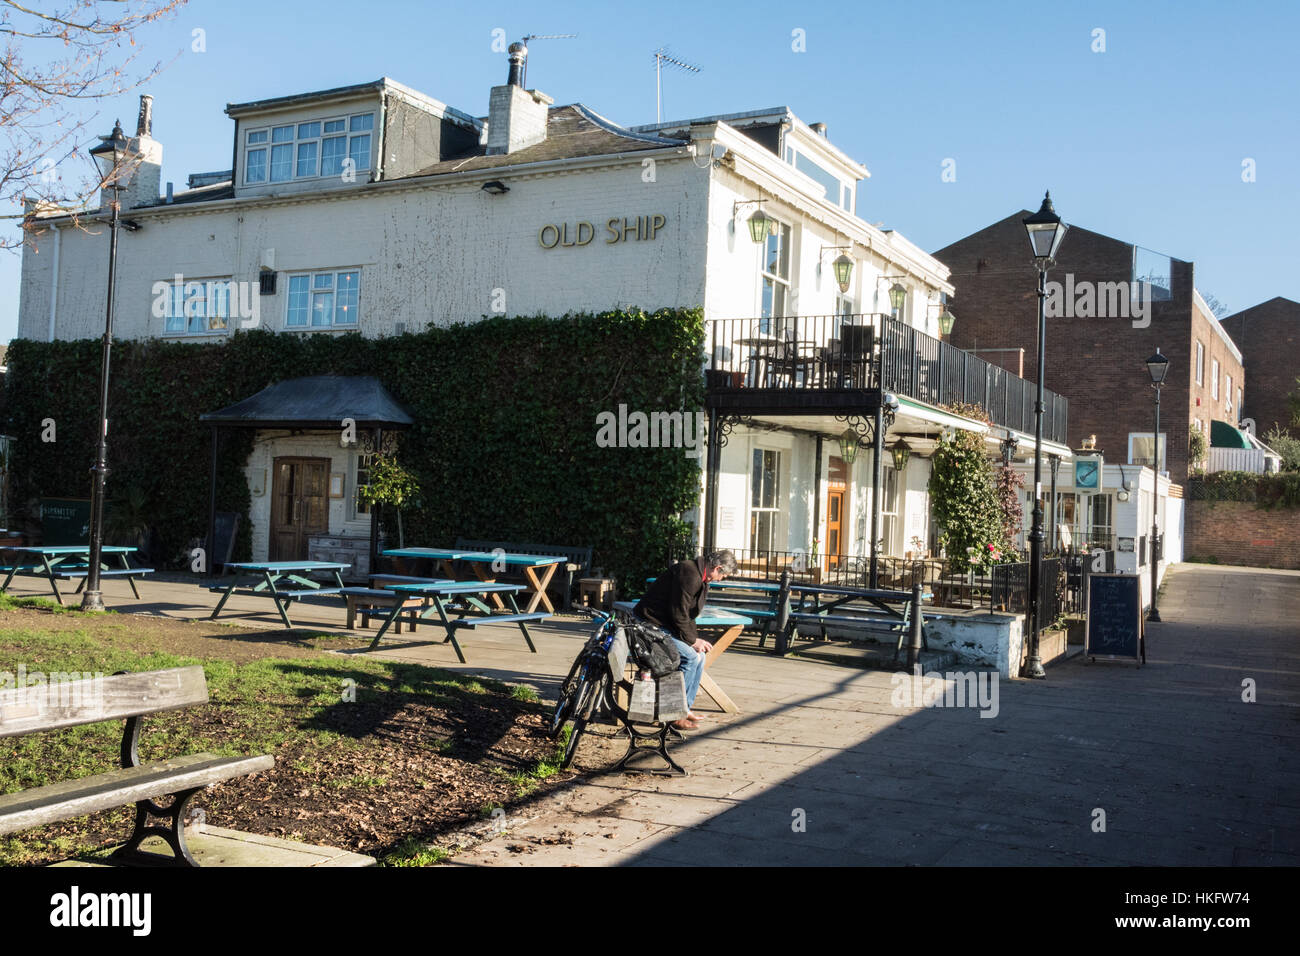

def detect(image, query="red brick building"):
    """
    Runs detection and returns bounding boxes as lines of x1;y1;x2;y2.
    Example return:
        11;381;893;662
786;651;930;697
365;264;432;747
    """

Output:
932;212;1244;483
1220;297;1300;439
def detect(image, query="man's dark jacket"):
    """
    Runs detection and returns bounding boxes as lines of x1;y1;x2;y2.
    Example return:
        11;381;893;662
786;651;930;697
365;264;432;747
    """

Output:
634;557;710;645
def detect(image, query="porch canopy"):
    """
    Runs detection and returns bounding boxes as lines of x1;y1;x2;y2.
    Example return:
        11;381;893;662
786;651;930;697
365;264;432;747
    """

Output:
199;376;414;573
199;375;414;431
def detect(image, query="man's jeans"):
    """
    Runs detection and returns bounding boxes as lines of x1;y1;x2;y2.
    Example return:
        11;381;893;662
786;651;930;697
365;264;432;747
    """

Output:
670;637;705;710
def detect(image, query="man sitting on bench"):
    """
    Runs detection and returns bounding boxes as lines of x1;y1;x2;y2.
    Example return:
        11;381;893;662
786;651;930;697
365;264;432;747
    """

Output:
634;549;737;731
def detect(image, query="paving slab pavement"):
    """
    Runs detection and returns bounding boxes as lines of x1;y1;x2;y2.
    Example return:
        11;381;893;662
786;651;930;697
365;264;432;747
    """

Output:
6;562;1296;866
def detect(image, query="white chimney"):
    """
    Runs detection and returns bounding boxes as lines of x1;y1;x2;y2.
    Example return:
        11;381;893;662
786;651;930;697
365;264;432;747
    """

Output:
485;41;551;155
124;94;163;209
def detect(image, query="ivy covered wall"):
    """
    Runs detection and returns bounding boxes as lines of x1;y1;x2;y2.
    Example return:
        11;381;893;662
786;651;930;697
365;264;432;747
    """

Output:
3;308;704;589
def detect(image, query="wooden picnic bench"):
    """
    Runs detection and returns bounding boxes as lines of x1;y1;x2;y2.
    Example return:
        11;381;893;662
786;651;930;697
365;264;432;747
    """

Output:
1;545;153;605
455;538;593;610
338;576;454;632
365;581;551;661
208;561;348;629
0;666;274;866
778;581;937;663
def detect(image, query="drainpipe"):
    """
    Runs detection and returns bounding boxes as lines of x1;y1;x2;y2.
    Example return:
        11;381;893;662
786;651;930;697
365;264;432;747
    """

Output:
812;435;823;570
47;223;61;341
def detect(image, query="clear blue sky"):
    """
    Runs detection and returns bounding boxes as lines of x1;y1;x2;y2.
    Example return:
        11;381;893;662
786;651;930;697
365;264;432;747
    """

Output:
4;0;1298;342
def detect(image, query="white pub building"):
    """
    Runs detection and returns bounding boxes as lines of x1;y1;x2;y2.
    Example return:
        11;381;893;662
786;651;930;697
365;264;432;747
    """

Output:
19;42;1084;656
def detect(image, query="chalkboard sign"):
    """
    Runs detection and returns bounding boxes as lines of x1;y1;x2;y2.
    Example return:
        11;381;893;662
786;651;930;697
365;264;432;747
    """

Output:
40;497;91;545
1085;573;1143;665
210;512;239;572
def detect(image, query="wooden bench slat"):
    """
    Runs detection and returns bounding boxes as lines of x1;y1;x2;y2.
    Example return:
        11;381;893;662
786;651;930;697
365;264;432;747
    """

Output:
0;665;207;738
53;568;155;579
0;752;274;834
454;612;550;628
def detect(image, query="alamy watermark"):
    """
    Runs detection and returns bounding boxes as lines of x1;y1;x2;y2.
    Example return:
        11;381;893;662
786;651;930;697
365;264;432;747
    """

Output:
0;666;106;714
1045;275;1152;328
595;404;706;458
890;664;999;718
151;274;260;329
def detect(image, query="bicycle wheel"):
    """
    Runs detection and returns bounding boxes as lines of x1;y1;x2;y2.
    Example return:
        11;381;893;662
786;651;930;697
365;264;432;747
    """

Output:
548;654;585;738
561;672;603;769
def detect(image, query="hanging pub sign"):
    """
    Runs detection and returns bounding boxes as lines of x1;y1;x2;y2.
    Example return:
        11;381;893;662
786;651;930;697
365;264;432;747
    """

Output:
538;214;667;248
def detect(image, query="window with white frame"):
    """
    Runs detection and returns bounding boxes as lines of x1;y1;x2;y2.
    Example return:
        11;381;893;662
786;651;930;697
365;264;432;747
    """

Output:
1226;373;1233;412
879;465;899;555
1195;341;1204;385
286;269;361;328
352;452;374;518
244;112;374;185
160;278;233;334
1129;432;1167;467
749;448;782;554
1237;386;1242;415
1211;358;1219;399
759;221;793;329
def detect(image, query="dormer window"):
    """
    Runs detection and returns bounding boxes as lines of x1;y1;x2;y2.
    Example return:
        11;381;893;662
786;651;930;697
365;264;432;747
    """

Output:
244;111;374;184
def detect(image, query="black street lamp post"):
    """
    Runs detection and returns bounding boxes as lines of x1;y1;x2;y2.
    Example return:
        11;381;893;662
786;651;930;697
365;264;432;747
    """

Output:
1021;192;1068;679
82;121;130;612
1146;349;1170;622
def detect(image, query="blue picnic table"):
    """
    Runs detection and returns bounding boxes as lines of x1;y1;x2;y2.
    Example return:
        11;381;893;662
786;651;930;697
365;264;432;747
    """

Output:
384;547;567;613
361;579;550;661
1;545;152;605
208;561;349;629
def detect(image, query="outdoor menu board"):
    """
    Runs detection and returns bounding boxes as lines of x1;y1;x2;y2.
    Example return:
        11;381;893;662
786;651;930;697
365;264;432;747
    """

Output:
1085;573;1144;665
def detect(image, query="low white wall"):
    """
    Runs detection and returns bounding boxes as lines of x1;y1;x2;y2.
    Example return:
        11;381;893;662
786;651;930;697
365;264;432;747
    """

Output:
815;607;1023;680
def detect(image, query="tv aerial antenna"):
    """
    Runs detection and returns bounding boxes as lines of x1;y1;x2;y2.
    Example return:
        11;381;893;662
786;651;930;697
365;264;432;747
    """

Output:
653;47;700;123
518;33;577;87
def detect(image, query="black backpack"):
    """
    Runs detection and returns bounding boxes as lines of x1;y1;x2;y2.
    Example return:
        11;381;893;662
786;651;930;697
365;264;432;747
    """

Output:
627;620;682;678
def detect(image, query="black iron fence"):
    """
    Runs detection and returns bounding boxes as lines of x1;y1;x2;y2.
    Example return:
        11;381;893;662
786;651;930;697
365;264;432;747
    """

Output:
726;547;1115;621
706;313;1069;445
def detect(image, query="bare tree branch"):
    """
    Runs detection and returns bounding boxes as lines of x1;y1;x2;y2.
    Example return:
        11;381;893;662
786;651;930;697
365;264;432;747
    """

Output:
2;0;186;250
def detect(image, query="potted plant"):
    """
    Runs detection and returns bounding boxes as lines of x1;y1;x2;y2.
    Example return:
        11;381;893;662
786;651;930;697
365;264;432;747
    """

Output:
356;455;422;549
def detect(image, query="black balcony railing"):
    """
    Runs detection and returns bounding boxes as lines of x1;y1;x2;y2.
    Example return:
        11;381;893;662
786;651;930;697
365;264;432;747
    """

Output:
707;313;1069;445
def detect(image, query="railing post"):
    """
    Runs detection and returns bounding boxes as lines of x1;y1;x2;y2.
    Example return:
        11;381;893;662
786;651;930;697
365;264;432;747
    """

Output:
775;569;793;656
907;578;924;670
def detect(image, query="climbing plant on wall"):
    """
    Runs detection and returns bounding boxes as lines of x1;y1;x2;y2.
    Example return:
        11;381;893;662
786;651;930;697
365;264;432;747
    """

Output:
928;428;1005;570
3;307;705;588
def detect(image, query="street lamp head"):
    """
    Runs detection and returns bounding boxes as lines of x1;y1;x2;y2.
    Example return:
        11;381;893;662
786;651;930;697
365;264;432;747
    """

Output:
747;209;774;244
888;282;907;314
890;439;912;472
937;308;956;337
89;120;131;191
1023;191;1068;266
832;254;854;293
1146;348;1170;385
836;428;859;465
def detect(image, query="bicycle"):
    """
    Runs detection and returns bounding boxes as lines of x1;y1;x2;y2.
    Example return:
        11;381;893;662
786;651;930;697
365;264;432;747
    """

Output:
548;607;621;769
550;606;689;774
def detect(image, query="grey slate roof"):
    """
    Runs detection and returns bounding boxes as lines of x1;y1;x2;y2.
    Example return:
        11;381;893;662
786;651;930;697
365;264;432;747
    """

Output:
412;104;686;177
200;375;413;430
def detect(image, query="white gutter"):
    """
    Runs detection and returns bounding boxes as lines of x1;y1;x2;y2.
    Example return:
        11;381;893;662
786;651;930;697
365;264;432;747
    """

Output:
25;144;698;228
47;223;61;342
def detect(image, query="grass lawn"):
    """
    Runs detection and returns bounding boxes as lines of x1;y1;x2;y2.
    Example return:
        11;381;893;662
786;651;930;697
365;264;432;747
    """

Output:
0;596;571;866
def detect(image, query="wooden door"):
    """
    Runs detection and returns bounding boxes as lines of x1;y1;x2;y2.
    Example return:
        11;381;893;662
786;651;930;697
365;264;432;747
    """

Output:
269;457;330;561
825;455;847;571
